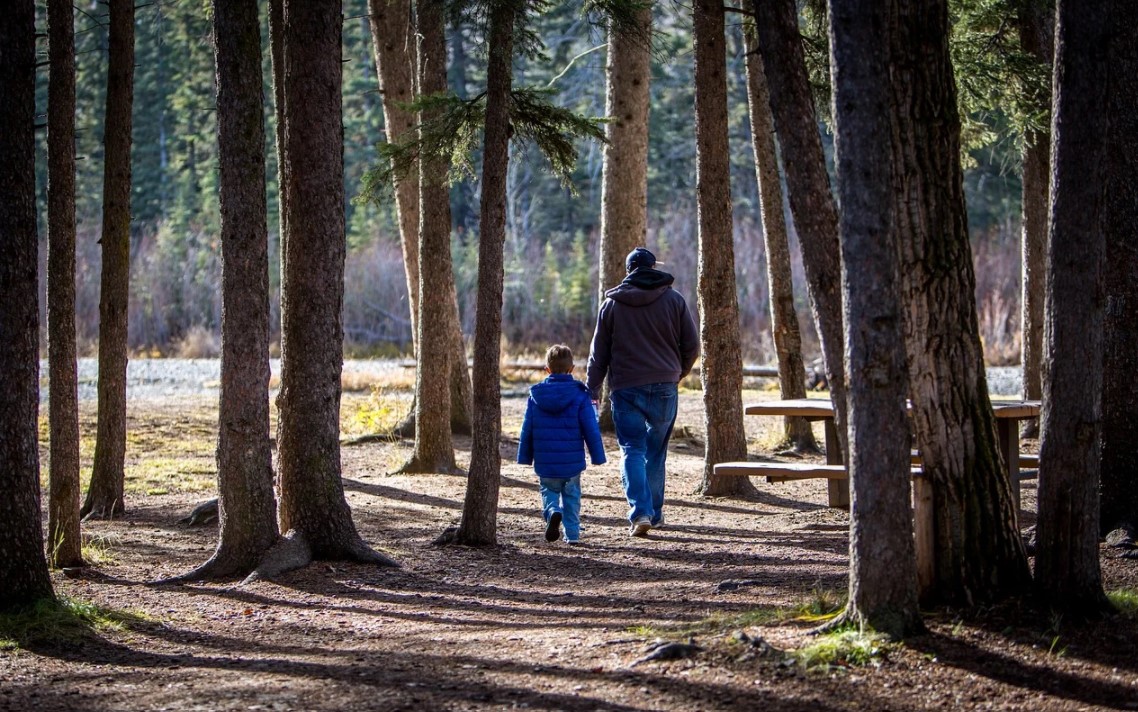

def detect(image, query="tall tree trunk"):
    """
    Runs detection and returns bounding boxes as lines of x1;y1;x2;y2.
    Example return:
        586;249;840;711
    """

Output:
741;7;816;453
401;0;461;474
269;0;287;277
369;0;473;438
83;0;135;520
175;0;279;581
453;0;515;546
1100;0;1138;536
597;6;651;430
47;0;84;568
888;0;1030;606
274;0;396;568
754;0;848;463
369;0;420;355
1035;0;1113;617
0;0;55;609
1017;2;1053;436
828;0;922;638
693;0;752;497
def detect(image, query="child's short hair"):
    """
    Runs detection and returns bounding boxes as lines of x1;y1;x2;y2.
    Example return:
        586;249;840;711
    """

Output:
545;344;574;374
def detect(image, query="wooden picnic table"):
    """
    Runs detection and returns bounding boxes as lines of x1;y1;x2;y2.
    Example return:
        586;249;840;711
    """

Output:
742;398;1041;509
734;397;1040;596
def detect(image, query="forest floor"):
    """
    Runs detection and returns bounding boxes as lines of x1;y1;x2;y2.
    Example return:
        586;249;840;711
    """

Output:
4;375;1138;711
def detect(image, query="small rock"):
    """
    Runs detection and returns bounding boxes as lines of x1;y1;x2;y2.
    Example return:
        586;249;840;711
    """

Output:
1105;526;1136;549
716;578;760;593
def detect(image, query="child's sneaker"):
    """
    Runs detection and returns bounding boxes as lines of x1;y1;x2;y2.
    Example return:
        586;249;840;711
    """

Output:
565;538;581;545
545;511;563;542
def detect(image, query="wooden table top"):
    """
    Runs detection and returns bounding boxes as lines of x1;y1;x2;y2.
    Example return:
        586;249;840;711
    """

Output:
745;398;1041;419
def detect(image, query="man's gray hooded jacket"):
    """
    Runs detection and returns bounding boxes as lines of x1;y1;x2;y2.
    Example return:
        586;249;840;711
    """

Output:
585;268;699;400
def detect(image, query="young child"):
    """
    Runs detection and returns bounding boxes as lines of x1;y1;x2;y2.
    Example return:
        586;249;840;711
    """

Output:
517;344;606;543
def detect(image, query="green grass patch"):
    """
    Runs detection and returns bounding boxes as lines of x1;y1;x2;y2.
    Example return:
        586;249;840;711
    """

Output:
125;457;215;495
1108;588;1138;618
80;533;120;566
343;388;411;436
793;628;891;671
0;597;150;651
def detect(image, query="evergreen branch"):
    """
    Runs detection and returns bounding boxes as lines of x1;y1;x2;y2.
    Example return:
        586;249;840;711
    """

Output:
583;0;653;46
509;87;607;192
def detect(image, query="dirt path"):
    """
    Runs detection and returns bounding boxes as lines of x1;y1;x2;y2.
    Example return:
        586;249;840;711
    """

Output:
4;391;1137;711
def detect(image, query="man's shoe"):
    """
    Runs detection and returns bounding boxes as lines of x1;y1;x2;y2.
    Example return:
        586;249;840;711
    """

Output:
545;511;563;542
630;517;651;538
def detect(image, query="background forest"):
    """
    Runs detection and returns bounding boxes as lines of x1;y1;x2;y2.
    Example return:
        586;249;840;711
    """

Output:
32;0;1023;362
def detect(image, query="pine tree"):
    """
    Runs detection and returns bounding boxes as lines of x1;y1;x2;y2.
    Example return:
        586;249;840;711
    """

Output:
0;0;55;610
692;0;752;497
47;0;84;568
83;0;136;520
828;0;922;638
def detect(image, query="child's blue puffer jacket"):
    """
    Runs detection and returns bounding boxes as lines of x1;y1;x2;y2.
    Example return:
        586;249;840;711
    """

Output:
517;373;606;478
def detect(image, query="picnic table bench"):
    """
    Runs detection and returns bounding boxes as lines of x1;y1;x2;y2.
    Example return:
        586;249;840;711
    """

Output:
714;398;1041;510
713;397;1040;594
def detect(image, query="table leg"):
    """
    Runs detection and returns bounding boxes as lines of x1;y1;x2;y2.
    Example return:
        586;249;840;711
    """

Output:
997;418;1020;512
824;418;850;509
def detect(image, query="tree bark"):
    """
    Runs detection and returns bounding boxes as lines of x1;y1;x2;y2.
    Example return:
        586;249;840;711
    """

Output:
369;0;473;438
368;0;420;355
693;0;753;497
754;0;848;462
828;0;922;638
1100;0;1138;536
597;6;652;430
741;7;817;453
454;0;516;546
0;0;55;609
47;0;84;568
175;0;279;581
269;0;287;278
83;0;135;520
1017;4;1053;426
888;0;1030;606
400;0;461;474
1035;0;1113;616
276;0;395;567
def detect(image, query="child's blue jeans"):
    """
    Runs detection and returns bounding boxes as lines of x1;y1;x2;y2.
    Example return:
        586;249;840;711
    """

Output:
538;475;582;541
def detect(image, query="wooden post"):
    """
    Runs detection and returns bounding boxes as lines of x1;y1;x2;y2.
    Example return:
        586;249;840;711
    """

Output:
913;474;935;597
824;419;850;508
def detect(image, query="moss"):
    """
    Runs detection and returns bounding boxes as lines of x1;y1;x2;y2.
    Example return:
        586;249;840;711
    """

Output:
0;597;151;650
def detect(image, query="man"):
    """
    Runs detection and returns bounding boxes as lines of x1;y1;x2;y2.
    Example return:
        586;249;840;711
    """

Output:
586;247;699;537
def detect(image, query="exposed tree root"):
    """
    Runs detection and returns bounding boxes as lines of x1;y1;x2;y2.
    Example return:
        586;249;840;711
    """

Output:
240;530;400;585
178;498;219;526
243;530;314;584
391;413;416;439
396;457;465;477
80;499;125;521
433;525;459;545
156;551;259;585
815;605;926;640
696;476;760;499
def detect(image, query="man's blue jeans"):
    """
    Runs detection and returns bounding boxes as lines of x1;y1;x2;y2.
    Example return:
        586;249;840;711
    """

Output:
538;475;582;541
611;383;678;525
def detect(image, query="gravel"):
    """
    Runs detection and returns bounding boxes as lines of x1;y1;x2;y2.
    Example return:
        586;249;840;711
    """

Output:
38;359;1024;402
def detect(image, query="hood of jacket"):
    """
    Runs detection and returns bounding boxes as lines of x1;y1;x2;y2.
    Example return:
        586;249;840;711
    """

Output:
605;268;676;307
529;374;589;414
